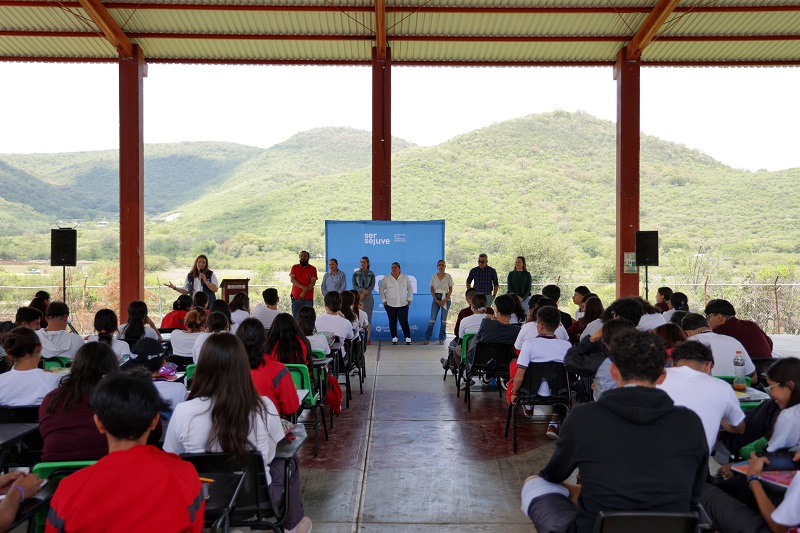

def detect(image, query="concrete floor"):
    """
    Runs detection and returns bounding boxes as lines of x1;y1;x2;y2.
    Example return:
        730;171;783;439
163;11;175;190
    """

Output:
294;340;554;532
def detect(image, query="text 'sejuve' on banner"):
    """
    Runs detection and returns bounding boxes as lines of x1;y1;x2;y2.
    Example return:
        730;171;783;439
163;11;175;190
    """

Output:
325;220;446;341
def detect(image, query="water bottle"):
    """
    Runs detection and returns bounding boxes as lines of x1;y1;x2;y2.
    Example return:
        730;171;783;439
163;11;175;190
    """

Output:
733;351;746;391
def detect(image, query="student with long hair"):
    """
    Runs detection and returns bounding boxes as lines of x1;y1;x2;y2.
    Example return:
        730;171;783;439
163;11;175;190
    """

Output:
264;313;312;369
164;334;312;533
192;311;229;363
350;290;370;337
118;301;162;342
28;290;50;329
229;292;251;334
160;294;192;330
38;342;120;461
339;290;358;333
567;296;604;343
86;309;131;362
237;318;299;416
296;307;330;355
0;326;61;405
164;253;219;306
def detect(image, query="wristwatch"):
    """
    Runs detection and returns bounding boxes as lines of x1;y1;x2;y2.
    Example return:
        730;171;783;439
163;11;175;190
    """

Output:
747;475;761;485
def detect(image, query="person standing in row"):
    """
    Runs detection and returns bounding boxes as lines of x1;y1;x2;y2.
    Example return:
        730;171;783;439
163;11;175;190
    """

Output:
466;253;498;306
352;256;376;339
165;254;219;307
379;262;413;346
507;256;532;312
424;260;453;346
321;258;347;296
289;251;317;318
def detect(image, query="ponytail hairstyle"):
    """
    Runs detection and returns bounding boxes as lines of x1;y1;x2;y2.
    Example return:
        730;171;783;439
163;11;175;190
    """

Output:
93;308;119;347
183;310;206;333
340;290;357;323
121;301;148;341
235;318;267;370
471;293;488;314
209;300;232;327
204;312;229;334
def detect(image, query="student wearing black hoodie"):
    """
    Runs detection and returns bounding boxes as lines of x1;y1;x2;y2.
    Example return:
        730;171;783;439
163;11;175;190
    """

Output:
521;329;709;533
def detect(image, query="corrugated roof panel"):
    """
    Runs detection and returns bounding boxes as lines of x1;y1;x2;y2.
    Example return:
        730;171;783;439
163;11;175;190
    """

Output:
658;12;800;36
0;36;116;58
678;0;800;6
388;0;651;7
388;12;644;37
109;0;373;5
114;9;375;35
391;40;624;62
0;6;96;32
644;39;800;62
136;36;372;60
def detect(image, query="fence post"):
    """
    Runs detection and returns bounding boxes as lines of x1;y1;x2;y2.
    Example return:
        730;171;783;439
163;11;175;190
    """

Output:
774;276;781;334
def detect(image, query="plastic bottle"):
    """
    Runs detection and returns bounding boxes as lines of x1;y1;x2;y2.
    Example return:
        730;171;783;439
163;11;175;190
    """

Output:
733;351;747;391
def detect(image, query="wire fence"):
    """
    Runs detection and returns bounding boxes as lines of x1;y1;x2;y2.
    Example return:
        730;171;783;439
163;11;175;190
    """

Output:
2;278;798;336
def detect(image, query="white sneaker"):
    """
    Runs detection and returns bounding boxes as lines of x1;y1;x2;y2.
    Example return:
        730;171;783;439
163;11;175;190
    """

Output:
392;337;398;345
405;337;412;345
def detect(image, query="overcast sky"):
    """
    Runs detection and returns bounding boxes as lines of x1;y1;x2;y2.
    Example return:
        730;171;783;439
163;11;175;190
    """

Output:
1;62;798;171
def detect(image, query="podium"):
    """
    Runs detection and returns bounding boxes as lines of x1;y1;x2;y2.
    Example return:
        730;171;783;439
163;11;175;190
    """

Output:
220;278;250;303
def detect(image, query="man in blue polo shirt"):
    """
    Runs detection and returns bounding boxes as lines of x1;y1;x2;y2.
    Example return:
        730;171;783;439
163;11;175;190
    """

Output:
466;253;499;306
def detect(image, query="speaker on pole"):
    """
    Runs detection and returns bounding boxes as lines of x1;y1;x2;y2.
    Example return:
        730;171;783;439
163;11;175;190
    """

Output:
51;229;77;267
635;231;659;267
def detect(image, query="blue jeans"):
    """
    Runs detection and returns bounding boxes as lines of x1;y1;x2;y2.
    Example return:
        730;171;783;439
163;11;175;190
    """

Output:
424;294;451;341
291;297;313;318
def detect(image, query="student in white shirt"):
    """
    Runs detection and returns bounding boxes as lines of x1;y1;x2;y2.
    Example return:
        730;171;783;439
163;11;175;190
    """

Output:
315;292;354;348
458;293;489;339
763;357;800;452
192;312;229;364
297;307;330;356
86;309;131;362
251;288;281;331
682;313;758;382
117;301;161;343
513;296;568;351
0;326;61;406
228;292;251;335
657;341;745;453
36;302;85;361
168;309;205;360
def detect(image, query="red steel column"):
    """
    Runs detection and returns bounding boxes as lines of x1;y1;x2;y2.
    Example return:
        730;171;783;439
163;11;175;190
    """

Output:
119;44;146;319
614;47;641;298
372;46;391;220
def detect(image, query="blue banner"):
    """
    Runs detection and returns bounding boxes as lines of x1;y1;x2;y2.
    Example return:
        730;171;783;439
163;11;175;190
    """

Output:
325;220;446;341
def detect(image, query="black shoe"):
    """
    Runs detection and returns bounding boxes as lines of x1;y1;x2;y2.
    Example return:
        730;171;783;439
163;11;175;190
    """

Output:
440;357;448;370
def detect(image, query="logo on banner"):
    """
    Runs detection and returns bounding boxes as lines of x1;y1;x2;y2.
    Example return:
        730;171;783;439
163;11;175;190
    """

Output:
394;233;407;243
364;233;390;246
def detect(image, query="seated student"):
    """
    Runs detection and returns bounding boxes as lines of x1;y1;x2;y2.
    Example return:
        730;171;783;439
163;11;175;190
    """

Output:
169;309;205;366
508;306;572;438
0;326;62;406
571;286;591;321
339;290;359;336
653;322;688;361
160;294;192;330
567;318;636;402
578;294;603;341
209;300;233;331
192;291;209;314
251;288;281;331
567;296;603;344
635;296;667;331
541;284;573;329
0;307;42;371
458;293;490;339
315;292;355;350
47;372;204;532
296;307;330;356
117;301;162;343
662;291;689;323
762;357;800;452
85;308;132;362
655;286;673;313
0;471;45;531
705;299;774;360
513;297;569;351
699;450;800;533
607;297;644;327
657;341;745;454
521;330;708;533
266;313;313;368
463;294;521;379
39;342;119;462
669;310;689;327
36;302;85;361
508;296;526;325
452;288;494;341
229;292;251;335
351;290;370;340
192;311;229;363
164;334;312;533
124;338;186;414
682;312;758;383
29;290;51;329
237;317;299;417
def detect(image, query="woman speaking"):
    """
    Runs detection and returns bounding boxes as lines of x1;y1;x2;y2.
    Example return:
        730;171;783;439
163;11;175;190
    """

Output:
164;254;219;306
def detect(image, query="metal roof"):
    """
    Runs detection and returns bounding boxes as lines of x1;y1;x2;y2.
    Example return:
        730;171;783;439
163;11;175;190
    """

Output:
1;0;799;65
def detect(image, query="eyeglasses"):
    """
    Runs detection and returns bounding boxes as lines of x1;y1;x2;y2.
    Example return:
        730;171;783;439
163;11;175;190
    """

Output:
765;383;782;393
478;260;487;264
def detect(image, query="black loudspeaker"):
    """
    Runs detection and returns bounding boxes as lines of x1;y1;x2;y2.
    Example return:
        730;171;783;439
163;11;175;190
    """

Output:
635;231;659;267
51;229;77;267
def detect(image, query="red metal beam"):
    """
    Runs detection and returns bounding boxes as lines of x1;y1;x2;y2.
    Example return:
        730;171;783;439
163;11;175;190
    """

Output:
375;0;386;59
614;47;640;299
628;0;681;60
77;0;132;57
119;44;146;319
372;46;391;221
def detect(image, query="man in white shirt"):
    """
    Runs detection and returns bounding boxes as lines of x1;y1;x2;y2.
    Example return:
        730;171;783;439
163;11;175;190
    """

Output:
251;288;281;331
379;262;414;345
35;302;84;360
657;341;745;453
682;313;757;383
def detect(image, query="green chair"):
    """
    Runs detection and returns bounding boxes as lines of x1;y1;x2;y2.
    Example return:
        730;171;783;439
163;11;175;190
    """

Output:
285;364;328;457
42;356;70;370
455;332;477;397
311;350;335;429
32;461;96;532
738;436;769;460
185;364;196;390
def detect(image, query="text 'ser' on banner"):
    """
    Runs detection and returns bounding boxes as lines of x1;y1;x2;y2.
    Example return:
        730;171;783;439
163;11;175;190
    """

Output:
325;220;446;341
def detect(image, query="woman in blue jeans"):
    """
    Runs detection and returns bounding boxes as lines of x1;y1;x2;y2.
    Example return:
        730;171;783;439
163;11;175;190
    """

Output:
424;260;454;345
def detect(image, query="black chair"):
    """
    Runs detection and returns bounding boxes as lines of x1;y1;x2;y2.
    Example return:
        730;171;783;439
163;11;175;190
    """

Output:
463;341;515;412
180;451;285;533
505;361;572;453
331;337;352;408
0;406;39;424
593;510;698;533
349;335;364;395
0;406;42;470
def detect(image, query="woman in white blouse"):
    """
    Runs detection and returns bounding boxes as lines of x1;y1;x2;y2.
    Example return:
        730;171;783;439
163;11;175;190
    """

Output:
378;262;414;345
424;260;454;345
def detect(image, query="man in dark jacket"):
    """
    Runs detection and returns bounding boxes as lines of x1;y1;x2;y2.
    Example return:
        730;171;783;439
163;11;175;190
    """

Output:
521;329;709;533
